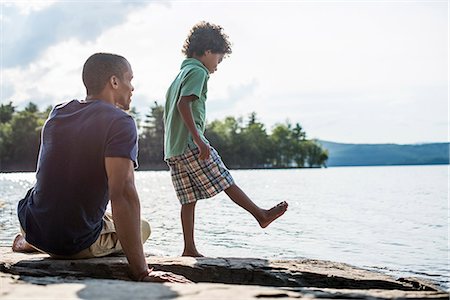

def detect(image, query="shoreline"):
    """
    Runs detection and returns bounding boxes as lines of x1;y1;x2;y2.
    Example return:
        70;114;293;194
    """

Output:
1;246;448;299
0;162;448;173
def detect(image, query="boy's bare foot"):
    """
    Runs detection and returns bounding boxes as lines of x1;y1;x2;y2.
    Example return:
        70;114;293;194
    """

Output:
12;234;38;253
259;201;288;228
182;250;204;257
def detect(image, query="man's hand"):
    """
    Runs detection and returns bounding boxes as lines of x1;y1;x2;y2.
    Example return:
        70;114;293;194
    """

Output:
194;139;210;160
140;269;192;283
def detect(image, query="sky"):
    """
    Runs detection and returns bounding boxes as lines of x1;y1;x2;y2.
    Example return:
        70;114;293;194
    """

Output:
0;0;448;144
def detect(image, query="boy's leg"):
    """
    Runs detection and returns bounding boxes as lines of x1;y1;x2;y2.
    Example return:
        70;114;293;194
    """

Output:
167;150;205;257
225;184;288;228
181;201;203;257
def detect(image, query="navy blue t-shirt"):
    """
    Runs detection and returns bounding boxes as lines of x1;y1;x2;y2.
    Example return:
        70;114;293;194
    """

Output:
17;100;138;255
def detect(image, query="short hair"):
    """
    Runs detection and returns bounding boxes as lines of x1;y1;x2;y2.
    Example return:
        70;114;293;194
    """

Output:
82;53;129;95
182;21;232;58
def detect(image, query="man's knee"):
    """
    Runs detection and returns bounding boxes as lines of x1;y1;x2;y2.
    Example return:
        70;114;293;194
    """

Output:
141;218;151;243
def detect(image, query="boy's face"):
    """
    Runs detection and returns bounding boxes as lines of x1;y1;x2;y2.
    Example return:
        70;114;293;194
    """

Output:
201;50;225;74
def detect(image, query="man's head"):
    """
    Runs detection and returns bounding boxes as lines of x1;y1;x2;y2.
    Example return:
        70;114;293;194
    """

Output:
82;53;134;110
182;21;232;74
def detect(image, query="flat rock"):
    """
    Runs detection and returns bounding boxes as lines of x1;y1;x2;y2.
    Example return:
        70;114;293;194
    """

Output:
0;247;448;299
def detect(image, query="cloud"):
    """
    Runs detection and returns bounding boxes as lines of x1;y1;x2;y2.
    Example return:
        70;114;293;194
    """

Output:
254;84;448;144
1;1;447;144
2;1;150;68
208;78;259;118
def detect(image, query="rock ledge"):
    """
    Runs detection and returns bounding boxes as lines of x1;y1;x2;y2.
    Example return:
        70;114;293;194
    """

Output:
0;247;448;299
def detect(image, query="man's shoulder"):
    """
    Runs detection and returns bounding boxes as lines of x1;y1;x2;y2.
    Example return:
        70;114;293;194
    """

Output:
53;99;76;110
83;100;131;120
52;100;132;123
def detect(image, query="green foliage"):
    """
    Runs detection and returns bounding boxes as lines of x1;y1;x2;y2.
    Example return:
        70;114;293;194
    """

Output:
0;101;328;171
0;102;15;123
0;102;47;171
137;101;166;169
205;113;327;169
205;114;277;168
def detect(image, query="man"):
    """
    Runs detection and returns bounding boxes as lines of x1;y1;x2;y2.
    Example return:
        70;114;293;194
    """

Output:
13;53;188;283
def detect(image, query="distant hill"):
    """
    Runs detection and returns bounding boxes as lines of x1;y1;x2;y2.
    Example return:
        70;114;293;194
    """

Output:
318;141;450;167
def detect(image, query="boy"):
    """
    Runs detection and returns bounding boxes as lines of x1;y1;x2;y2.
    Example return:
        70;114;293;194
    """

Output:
164;21;288;257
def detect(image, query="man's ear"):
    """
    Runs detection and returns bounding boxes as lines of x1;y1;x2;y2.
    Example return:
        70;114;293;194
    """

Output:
110;75;119;90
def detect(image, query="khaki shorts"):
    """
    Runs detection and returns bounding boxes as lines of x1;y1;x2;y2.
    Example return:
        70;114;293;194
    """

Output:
22;212;151;259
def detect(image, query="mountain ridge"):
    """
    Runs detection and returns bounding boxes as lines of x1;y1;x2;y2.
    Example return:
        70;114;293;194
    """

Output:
317;140;449;166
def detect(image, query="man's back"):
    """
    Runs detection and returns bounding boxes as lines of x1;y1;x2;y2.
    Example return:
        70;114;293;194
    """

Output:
18;100;138;255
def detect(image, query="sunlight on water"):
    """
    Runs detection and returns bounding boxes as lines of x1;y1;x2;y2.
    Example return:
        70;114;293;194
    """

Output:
0;166;448;290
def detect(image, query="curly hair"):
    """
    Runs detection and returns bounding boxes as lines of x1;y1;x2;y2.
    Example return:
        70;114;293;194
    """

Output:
182;21;232;58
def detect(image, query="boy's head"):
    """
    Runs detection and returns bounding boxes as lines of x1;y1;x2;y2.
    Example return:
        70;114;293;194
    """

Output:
183;21;232;74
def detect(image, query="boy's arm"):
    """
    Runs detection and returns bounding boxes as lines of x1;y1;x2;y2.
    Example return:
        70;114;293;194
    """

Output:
177;95;210;160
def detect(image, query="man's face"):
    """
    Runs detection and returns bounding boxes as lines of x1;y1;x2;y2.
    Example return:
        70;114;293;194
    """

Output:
202;51;225;74
115;65;134;111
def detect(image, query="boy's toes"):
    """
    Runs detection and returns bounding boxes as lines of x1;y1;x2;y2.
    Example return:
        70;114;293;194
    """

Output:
260;202;288;228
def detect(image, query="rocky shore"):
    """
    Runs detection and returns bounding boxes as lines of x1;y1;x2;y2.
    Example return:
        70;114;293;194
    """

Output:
0;247;448;299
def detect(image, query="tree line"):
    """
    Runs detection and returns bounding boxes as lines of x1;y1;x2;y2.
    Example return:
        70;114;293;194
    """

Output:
0;101;328;172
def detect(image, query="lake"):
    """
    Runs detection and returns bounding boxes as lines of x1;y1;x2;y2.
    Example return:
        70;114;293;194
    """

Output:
0;165;448;290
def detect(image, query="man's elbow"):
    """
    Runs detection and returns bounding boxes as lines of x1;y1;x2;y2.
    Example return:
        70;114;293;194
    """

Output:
109;181;137;204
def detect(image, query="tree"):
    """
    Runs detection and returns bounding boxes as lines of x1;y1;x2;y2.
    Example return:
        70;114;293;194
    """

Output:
24;102;38;113
0;102;15;166
0;102;328;171
0;121;12;169
305;140;328;168
269;121;326;168
0;102;15;123
6;103;45;171
206;117;234;166
138;101;165;169
270;123;292;167
290;123;307;167
239;113;271;168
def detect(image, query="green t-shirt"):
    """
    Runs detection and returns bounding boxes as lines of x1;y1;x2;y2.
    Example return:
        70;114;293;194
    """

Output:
164;58;210;159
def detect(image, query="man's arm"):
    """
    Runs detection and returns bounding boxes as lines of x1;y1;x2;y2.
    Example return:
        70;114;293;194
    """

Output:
177;95;210;160
105;157;148;279
105;157;191;283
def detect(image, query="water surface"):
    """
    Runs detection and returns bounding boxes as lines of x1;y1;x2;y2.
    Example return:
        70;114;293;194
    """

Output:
0;165;448;290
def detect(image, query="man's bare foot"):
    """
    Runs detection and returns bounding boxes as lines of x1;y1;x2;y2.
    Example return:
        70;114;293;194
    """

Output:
12;234;38;253
181;250;204;257
259;201;289;228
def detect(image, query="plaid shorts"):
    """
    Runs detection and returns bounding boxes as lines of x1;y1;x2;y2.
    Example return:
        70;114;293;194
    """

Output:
166;146;235;204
